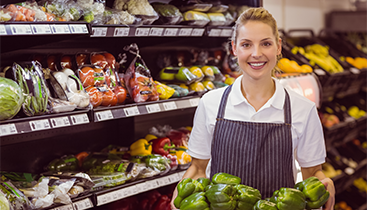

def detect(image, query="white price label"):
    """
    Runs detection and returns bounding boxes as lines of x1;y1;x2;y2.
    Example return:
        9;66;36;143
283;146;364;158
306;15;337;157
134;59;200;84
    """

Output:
350;67;360;74
125;186;138;196
178;28;193;36
97;193;112;206
157;177;170;186
145;180;153;190
163;101;177;111
151;180;159;188
146;104;161;113
10;24;32;35
220;29;233;37
31;24;52;34
135;28;150;36
70;114;89;125
164;28;178;36
96;110;114;121
314;69;326;76
92;27;107;36
0;124;17;136
114;27;130;36
189;98;200;107
69;24;88;34
209;29;222;37
124;106;140;117
0;25;6;35
191;28;205;36
29;119;51;131
50;116;71;128
168;174;179;183
51;24;70;34
135;183;146;193
73;198;93;210
149;27;164;36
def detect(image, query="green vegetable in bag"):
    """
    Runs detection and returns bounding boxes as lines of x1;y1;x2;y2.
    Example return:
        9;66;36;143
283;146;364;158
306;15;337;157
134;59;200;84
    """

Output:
0;77;23;121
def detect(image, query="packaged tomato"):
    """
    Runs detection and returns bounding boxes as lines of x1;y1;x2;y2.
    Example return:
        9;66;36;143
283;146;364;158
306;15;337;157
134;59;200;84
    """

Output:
90;52;108;69
60;55;74;69
103;52;117;69
78;66;95;88
85;86;103;108
76;53;89;67
101;88;118;106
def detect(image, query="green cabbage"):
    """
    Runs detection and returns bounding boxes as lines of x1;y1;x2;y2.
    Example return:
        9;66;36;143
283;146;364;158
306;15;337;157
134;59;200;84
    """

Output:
0;191;10;210
0;77;23;121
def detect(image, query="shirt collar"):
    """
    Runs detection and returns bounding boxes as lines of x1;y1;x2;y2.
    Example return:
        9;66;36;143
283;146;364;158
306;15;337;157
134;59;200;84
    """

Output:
229;75;285;110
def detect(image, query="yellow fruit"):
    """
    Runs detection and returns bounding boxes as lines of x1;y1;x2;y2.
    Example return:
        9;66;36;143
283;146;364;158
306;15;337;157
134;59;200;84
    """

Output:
277;58;295;73
354;57;367;69
189;66;204;79
179;83;189;89
189;81;205;92
224;77;235;85
290;60;302;72
348;106;360;118
202;80;215;90
301;64;313;73
145;134;157;141
201;66;214;77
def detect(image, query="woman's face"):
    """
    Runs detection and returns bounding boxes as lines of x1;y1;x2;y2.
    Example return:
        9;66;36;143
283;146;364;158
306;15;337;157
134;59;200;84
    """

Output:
232;20;281;80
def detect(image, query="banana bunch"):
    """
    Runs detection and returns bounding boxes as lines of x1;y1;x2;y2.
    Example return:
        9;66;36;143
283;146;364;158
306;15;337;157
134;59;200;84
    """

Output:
292;44;344;73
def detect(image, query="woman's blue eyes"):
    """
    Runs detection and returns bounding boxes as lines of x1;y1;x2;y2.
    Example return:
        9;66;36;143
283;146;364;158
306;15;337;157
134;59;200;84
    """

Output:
241;42;272;47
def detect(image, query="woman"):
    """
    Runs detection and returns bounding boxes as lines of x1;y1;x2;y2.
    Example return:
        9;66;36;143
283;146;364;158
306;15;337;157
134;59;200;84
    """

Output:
171;7;335;209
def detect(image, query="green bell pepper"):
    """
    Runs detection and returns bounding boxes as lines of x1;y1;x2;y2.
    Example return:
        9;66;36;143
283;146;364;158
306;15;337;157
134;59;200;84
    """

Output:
174;178;204;208
253;200;278;210
234;184;261;210
197;177;211;189
295;176;329;209
180;192;209;210
205;184;237;210
271;188;306;210
212;172;242;185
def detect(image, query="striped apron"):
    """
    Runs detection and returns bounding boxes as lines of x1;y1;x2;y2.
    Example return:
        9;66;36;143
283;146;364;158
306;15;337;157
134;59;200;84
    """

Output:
210;85;295;198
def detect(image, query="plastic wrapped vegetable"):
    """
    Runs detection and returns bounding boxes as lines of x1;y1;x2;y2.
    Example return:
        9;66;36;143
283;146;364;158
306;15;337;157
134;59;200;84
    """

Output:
0;191;10;210
0;77;23;121
154;81;175;100
47;155;79;172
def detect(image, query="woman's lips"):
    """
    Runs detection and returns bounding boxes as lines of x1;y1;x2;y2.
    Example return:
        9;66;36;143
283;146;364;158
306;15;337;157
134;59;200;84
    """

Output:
248;62;267;70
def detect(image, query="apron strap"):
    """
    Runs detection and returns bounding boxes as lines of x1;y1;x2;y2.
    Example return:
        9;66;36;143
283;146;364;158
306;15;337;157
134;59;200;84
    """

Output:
283;89;292;125
216;85;232;119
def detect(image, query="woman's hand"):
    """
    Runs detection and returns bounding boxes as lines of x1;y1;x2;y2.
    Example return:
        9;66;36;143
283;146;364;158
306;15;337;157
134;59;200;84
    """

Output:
321;177;335;210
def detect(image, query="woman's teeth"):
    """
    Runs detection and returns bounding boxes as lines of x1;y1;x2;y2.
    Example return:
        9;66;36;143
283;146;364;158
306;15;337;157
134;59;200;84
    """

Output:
250;62;265;67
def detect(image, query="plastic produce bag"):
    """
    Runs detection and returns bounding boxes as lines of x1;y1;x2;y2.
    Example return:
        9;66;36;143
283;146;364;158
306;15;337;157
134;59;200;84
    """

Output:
0;191;10;210
0;77;23;121
49;178;76;204
0;181;35;210
154;81;175;100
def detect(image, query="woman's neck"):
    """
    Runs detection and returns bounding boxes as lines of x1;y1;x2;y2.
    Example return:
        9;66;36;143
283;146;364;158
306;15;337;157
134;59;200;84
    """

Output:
240;76;276;111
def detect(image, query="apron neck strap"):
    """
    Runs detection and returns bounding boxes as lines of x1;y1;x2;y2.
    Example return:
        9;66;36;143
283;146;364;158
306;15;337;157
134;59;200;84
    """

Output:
216;85;232;119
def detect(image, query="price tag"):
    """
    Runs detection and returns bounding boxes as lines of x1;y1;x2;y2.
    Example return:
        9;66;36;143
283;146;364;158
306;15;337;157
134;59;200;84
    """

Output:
314;69;326;76
163;101;177;111
0;124;17;136
0;25;6;35
124;106;140;117
164;28;178;36
96;110;113;121
50;24;70;34
178;28;193;36
350;67;360;74
126;186;138;196
135;182;147;193
146;104;161;113
70;113;89;125
29;119;51;131
189;98;200;107
147;180;159;189
114;27;130;37
73;198;93;210
191;28;205;36
168;173;180;183
31;24;52;34
209;29;222;37
149;27;164;36
92;27;107;37
10;24;32;35
50;116;71;128
157;177;170;186
221;29;233;37
135;28;150;36
69;24;88;34
97;193;112;206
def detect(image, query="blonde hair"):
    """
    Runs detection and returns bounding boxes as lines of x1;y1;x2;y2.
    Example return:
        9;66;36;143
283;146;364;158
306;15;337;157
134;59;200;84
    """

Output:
231;7;282;76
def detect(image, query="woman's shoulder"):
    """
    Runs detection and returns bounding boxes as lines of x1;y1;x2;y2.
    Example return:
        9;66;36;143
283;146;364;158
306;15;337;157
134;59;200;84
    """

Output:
201;86;228;101
285;88;317;112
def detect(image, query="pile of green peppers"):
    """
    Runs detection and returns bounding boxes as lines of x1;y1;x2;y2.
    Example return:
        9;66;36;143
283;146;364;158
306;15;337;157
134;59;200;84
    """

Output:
174;173;330;210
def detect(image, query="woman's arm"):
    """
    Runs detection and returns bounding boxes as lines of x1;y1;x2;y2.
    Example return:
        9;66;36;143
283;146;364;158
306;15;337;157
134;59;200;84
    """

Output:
301;165;335;210
170;157;210;209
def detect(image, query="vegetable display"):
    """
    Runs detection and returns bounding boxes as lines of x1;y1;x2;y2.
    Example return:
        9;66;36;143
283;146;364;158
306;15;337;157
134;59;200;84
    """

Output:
294;176;330;210
0;77;23;121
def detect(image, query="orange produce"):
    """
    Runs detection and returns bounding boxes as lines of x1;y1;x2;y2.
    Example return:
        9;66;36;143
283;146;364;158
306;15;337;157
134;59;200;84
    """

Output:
85;86;102;108
76;53;88;66
103;53;116;69
113;86;127;104
91;53;108;69
79;66;94;88
101;88;117;106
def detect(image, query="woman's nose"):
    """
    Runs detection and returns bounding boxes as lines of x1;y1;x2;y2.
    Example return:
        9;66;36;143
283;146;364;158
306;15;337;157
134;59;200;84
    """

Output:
252;46;262;58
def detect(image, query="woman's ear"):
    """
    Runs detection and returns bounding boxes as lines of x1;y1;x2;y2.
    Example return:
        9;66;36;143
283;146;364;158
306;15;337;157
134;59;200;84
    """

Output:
231;40;237;56
277;38;282;55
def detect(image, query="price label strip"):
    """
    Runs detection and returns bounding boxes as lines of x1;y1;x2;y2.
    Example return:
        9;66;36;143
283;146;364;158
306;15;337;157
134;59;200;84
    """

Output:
221;29;233;37
0;123;18;136
163;101;177;111
191;28;205;36
157;177;170;186
178;28;193;36
51;24;70;34
209;29;222;37
29;119;51;131
31;24;52;34
52;198;93;210
114;27;130;37
10;24;32;35
70;113;89;125
0;24;7;35
124;106;140;117
135;182;147;194
50;116;71;128
189;98;200;107
146;103;161;113
314;69;326;76
69;24;89;34
135;28;150;36
92;27;107;37
164;28;178;36
149;27;164;36
95;110;114;121
97;193;113;206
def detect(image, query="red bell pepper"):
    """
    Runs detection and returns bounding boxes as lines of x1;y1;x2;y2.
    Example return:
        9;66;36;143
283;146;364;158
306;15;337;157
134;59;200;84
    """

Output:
152;195;171;210
147;190;161;210
151;137;175;156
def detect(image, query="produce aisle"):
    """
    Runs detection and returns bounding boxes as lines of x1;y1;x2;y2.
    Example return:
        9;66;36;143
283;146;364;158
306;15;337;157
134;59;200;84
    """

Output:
0;0;366;209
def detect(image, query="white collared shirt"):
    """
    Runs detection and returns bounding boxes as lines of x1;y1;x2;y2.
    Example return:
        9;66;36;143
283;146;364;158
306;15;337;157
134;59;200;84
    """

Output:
188;75;326;182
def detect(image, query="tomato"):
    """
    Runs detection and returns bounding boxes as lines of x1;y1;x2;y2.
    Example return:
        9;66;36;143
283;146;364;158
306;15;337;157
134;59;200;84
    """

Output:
101;88;117;106
93;68;106;86
113;86;127;104
75;151;89;167
79;66;94;88
91;53;108;69
103;52;116;69
85;86;102;108
76;53;88;66
60;55;72;69
47;55;57;71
